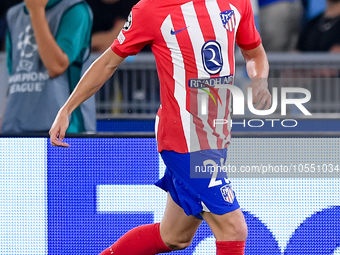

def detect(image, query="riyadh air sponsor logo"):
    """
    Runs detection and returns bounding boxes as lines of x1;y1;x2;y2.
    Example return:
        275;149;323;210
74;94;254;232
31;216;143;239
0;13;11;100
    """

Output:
202;40;223;75
198;83;222;106
220;10;236;32
188;75;233;106
170;26;189;35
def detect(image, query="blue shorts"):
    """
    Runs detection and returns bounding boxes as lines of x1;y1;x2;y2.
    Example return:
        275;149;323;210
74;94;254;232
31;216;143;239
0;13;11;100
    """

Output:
155;149;240;219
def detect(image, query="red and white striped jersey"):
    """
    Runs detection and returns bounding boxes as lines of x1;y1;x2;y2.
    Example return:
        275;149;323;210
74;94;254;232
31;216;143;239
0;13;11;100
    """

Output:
111;0;261;153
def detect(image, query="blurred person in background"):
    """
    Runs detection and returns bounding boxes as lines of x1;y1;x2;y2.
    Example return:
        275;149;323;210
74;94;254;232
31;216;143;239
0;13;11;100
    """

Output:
250;0;261;29
86;0;139;53
301;0;326;25
296;0;340;79
0;12;4;51
0;1;22;127
86;0;149;116
0;3;8;51
0;1;23;51
1;0;96;134
258;0;302;51
297;0;340;52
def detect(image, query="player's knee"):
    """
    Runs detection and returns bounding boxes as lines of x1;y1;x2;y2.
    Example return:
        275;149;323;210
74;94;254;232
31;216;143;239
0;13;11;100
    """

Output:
234;220;248;240
211;212;248;241
163;235;193;250
224;217;248;240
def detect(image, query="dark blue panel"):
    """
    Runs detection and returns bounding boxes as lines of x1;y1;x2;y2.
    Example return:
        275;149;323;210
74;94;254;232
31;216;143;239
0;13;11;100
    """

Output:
285;206;340;254
47;138;158;254
96;119;340;133
243;211;281;254
47;138;159;185
97;119;156;132
231;119;340;132
45;137;339;255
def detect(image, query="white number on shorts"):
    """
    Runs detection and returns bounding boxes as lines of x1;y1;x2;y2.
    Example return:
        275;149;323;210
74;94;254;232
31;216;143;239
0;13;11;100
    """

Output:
203;159;223;188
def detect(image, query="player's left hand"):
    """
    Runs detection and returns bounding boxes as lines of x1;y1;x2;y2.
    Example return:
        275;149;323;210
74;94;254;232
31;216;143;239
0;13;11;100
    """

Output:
24;0;49;12
247;78;272;110
49;110;70;147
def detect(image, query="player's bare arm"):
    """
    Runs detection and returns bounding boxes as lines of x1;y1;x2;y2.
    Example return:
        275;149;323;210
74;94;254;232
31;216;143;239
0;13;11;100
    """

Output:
49;48;125;147
25;0;69;77
240;44;271;110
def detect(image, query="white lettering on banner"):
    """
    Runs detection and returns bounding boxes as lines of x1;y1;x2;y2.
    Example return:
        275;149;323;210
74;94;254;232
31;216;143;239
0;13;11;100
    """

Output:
8;72;49;84
9;82;43;94
96;185;167;223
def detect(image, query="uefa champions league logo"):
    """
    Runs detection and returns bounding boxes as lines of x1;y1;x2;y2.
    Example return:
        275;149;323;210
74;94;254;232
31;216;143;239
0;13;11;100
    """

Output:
17;25;38;59
15;25;37;73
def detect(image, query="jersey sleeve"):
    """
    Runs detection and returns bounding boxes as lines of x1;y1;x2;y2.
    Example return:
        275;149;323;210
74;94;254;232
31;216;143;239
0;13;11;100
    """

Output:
235;0;261;50
111;2;154;58
56;3;92;64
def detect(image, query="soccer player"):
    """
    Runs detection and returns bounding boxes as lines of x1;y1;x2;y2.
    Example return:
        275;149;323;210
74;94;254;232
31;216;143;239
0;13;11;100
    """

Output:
49;0;271;254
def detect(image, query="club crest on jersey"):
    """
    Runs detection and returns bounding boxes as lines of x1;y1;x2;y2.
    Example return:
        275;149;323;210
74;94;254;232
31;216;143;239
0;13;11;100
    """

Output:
220;185;235;203
220;10;236;32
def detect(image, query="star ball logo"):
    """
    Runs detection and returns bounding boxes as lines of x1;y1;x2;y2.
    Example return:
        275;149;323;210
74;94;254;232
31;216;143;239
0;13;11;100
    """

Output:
17;25;38;59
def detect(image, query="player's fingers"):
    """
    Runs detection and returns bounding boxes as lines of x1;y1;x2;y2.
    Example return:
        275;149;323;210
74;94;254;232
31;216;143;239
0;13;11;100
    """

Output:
51;140;70;147
264;92;272;110
57;128;69;147
264;98;272;110
256;92;272;110
255;97;266;110
58;129;66;142
50;134;69;147
49;128;58;145
54;142;70;147
246;86;259;105
253;88;265;105
49;126;69;147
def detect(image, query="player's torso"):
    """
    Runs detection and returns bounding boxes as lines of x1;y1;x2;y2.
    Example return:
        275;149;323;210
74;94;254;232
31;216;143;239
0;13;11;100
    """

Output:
150;0;245;81
147;0;246;152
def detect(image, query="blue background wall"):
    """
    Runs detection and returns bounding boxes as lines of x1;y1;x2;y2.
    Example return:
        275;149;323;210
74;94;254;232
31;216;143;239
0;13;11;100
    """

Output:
1;136;340;254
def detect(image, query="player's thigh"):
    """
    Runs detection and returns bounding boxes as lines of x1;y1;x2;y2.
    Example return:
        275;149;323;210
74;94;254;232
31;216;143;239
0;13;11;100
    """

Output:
201;208;247;241
160;193;203;249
